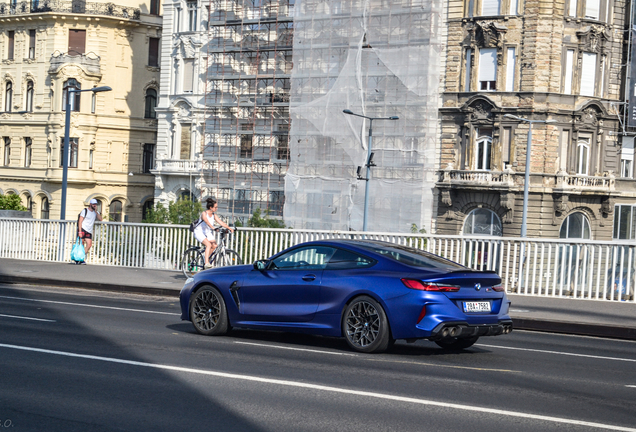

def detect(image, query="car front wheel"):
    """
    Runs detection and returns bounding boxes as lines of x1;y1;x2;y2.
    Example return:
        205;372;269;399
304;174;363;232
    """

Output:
189;286;229;336
342;296;392;353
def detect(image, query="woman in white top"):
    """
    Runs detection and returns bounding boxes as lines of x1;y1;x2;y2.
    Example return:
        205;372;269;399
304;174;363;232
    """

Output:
194;198;234;269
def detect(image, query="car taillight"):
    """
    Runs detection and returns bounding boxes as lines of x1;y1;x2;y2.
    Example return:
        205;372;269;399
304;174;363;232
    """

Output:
401;279;460;292
492;284;504;292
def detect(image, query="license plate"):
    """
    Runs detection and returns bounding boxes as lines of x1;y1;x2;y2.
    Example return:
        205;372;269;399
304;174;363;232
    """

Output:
463;301;491;313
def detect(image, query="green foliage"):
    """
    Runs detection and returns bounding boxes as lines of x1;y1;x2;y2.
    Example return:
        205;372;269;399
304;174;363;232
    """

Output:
0;193;28;211
244;208;286;228
409;223;428;250
142;198;204;225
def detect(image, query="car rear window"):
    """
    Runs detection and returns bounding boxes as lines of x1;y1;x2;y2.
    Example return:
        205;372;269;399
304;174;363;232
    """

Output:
356;243;466;271
325;248;376;270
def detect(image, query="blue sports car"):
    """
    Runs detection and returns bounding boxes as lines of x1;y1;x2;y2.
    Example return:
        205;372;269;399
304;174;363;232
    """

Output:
179;239;513;353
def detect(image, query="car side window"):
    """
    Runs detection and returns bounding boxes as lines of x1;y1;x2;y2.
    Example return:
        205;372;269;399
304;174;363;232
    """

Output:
271;246;336;270
325;248;375;270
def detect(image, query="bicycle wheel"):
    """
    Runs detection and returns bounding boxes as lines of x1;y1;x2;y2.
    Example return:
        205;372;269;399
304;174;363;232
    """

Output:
181;247;205;278
213;249;243;267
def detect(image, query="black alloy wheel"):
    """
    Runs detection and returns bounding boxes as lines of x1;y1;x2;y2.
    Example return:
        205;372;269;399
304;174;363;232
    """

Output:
189;286;229;336
342;296;392;353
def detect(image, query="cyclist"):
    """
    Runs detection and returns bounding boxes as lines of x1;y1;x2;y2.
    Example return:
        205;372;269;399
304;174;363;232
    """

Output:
193;198;234;269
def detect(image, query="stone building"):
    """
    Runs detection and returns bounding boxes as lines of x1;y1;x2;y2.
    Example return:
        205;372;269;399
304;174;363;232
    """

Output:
0;0;162;222
436;0;635;242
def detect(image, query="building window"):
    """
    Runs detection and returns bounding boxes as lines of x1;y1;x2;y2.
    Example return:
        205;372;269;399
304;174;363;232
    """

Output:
269;190;284;215
580;52;597;96
478;48;497;91
240;135;253;158
25;194;32;215
68;29;86;56
560;212;591;239
3;137;10;166
5;81;12;112
175;7;182;32
509;0;518;14
41;197;49;219
24;137;32;167
475;128;492;170
187;1;198;32
89;149;93;169
148;37;160;67
109;200;123;222
585;0;600;19
145;88;157;118
7;31;14;60
505;48;515;91
62;79;81;111
463;208;503;236
142;200;154;220
180;123;192;159
464;48;473;91
150;0;159;15
25;80;34;112
480;0;500;15
576;137;590;175
563;50;574;94
613;205;636;240
93;199;103;214
28;29;36;59
91;90;96;113
183;59;194;93
621;137;634;178
143;143;155;173
59;137;79;168
567;0;577;16
277;135;289;160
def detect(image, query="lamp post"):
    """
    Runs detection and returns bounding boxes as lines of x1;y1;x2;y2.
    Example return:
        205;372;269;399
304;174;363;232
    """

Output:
343;109;399;231
60;85;112;220
504;114;556;287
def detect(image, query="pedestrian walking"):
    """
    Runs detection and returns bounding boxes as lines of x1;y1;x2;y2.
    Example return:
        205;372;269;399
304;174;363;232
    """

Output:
77;198;102;263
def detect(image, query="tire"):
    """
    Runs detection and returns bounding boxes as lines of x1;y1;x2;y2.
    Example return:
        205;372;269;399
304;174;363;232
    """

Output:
435;336;479;350
214;249;243;267
182;247;204;278
342;296;392;353
189;286;229;336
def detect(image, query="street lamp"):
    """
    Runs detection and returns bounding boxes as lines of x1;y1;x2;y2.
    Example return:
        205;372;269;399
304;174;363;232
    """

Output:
343;109;399;231
60;85;112;220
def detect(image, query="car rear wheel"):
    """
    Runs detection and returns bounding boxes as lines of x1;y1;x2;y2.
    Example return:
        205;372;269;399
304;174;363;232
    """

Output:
190;286;229;336
342;296;392;353
435;336;479;350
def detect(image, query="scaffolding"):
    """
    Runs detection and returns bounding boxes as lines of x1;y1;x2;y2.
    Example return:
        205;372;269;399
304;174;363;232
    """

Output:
202;0;294;223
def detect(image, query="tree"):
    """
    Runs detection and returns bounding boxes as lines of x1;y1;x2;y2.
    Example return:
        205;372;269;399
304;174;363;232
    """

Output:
142;198;203;225
235;208;286;228
0;193;27;211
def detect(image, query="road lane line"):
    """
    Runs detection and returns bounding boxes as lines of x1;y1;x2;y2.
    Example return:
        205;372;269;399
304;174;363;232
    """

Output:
1;343;634;432
234;341;358;356
0;313;56;322
627;385;636;388
0;295;179;316
477;344;636;363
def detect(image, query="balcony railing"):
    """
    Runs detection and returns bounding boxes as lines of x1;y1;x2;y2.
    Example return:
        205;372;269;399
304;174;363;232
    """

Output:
440;169;515;186
154;159;201;173
0;0;141;19
49;51;101;75
557;172;615;191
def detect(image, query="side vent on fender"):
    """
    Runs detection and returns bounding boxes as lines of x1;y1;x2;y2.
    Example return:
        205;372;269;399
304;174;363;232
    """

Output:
229;281;241;310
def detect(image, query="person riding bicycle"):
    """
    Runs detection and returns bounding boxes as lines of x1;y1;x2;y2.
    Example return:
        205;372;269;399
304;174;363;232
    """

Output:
193;198;234;269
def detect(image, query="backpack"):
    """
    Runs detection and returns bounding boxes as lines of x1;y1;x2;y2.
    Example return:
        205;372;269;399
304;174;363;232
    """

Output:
189;218;202;233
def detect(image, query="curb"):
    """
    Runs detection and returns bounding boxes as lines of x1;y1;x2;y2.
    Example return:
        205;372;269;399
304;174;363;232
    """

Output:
0;275;181;298
512;318;636;341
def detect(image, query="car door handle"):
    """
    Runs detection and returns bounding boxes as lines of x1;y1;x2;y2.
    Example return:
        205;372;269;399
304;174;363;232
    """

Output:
302;274;316;281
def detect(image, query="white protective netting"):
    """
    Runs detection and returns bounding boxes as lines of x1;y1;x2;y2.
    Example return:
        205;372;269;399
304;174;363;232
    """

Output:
284;0;442;233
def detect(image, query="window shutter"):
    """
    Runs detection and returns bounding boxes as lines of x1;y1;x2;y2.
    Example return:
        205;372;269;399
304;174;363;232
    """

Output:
479;48;497;82
148;38;159;67
564;50;574;94
481;0;500;15
505;48;515;91
465;49;472;91
580;52;597;96
183;59;194;92
585;0;600;19
180;124;192;160
568;0;577;16
68;30;86;55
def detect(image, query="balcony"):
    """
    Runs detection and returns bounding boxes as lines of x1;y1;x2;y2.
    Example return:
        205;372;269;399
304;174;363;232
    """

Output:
154;159;201;174
439;169;516;189
49;51;101;76
0;0;141;19
555;172;615;192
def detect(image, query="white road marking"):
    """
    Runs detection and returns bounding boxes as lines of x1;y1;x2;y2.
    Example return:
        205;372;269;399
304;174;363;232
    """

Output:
627;385;636;388
234;341;357;356
1;344;635;432
0;314;56;322
0;295;179;316
477;343;636;363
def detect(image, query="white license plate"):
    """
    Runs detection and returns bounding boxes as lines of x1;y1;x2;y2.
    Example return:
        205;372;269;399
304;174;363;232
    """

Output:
463;301;491;313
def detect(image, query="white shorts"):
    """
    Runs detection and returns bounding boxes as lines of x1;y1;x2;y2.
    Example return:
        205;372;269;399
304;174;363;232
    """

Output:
194;224;216;243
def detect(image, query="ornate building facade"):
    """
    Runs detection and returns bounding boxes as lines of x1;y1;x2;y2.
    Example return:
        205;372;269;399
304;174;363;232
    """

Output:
436;0;635;242
0;0;162;221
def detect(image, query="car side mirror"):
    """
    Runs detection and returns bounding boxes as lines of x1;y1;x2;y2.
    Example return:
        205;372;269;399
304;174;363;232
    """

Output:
254;260;269;271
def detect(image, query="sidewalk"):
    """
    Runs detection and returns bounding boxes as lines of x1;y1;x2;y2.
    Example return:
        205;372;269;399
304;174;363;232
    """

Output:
1;258;634;340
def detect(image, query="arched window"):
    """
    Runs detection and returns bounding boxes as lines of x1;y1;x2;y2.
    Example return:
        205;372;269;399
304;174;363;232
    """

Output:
25;194;33;215
463;208;502;236
559;212;591;239
576;137;590;175
62;79;81;111
179;189;192;201
5;81;13;112
109;199;122;222
475;128;492;171
145;88;157;119
40;196;49;219
25;80;34;112
142;199;154;220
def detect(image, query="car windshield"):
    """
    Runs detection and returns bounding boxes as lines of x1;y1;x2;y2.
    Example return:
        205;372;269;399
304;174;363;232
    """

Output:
356;242;467;271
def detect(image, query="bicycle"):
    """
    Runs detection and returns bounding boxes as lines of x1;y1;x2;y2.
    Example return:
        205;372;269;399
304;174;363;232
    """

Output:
181;228;243;278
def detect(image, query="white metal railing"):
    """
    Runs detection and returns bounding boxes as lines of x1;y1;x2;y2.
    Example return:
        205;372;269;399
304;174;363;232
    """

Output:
0;217;634;303
154;159;201;172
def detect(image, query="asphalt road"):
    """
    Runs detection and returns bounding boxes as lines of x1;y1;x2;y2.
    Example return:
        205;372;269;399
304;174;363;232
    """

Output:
1;283;635;432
